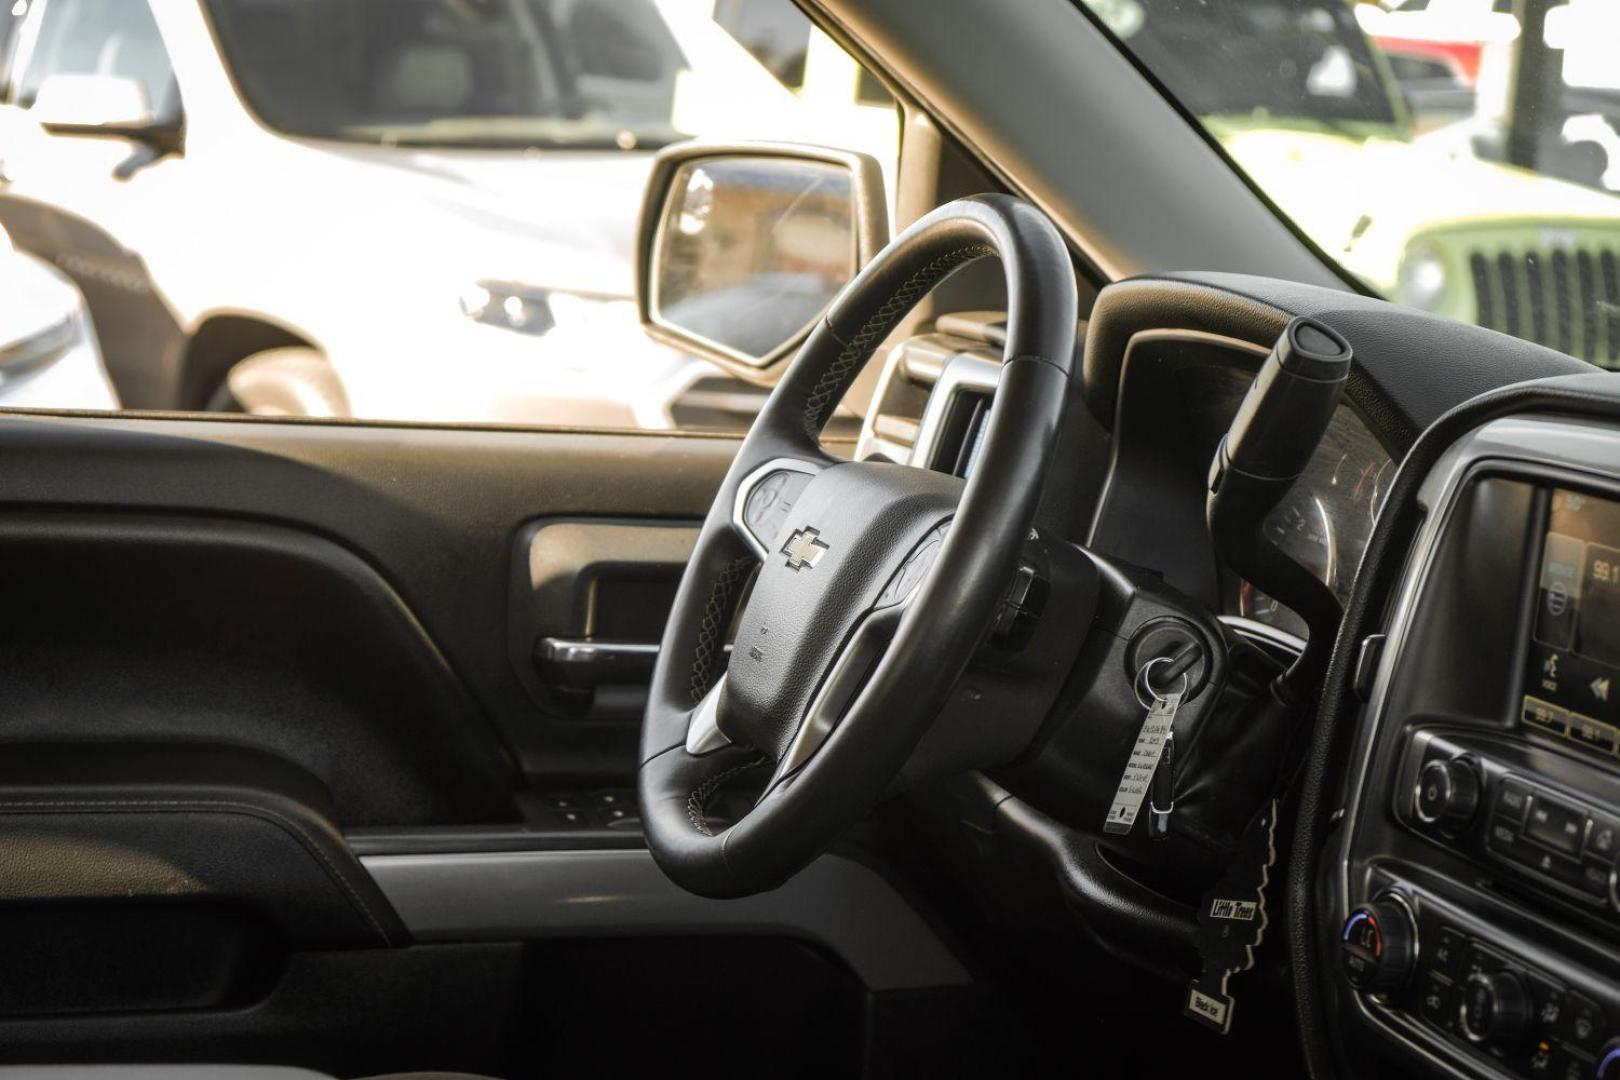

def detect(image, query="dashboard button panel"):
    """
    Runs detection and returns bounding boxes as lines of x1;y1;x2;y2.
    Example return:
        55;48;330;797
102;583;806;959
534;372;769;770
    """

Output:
1363;897;1617;1080
1401;732;1620;917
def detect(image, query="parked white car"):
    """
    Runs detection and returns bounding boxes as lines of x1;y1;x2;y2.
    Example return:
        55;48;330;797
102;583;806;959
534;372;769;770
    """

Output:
0;0;846;428
0;222;118;410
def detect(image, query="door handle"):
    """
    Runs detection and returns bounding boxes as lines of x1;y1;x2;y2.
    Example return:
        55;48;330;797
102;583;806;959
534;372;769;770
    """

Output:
534;638;732;690
535;639;656;689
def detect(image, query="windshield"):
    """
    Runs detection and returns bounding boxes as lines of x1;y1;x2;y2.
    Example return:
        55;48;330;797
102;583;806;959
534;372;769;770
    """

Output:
1085;0;1401;128
204;0;691;149
1080;0;1620;368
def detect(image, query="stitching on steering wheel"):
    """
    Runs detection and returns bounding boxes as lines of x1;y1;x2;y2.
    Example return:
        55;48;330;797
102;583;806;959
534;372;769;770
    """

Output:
801;243;996;439
687;755;768;836
690;556;754;704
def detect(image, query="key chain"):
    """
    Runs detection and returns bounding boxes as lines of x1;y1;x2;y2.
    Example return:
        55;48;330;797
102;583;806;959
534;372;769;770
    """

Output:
1102;657;1189;836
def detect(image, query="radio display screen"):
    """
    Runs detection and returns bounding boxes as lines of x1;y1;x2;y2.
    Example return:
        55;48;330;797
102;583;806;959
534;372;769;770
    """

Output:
1522;488;1620;758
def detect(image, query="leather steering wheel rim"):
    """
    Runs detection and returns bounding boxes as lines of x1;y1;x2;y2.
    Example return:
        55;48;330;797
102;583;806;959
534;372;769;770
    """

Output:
638;194;1079;898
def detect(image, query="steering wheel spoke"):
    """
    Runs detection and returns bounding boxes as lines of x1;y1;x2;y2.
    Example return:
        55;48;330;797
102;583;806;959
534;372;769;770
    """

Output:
684;676;733;755
764;595;908;794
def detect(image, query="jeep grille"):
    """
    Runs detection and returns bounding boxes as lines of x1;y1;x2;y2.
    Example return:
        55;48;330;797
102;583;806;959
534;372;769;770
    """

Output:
1468;247;1620;367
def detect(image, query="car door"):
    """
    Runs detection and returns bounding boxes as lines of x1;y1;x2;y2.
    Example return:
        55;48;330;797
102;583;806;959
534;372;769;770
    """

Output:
0;0;190;409
0;3;956;1077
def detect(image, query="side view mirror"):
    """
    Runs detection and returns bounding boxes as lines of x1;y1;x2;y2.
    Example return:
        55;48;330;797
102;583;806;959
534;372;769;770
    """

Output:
635;142;888;380
30;74;182;156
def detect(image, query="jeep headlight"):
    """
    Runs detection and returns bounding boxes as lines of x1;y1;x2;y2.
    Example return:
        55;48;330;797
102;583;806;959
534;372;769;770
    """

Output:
1397;249;1449;312
459;280;556;337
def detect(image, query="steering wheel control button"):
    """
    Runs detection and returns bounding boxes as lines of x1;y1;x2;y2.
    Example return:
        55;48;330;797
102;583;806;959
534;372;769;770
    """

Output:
1415;756;1481;834
740;468;814;553
1526;797;1588;856
1341;896;1417;994
1460;970;1531;1050
875;523;949;610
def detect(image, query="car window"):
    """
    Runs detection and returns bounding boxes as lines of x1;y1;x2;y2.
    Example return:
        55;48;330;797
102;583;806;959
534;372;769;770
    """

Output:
0;0;897;434
0;5;20;88
1079;0;1620;368
13;0;177;117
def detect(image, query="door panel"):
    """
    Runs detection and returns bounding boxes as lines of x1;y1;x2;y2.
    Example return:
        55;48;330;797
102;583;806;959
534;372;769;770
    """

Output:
0;412;759;1066
0;413;738;788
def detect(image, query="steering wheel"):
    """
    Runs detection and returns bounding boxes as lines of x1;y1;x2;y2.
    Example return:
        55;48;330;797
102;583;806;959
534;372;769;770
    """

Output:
638;195;1079;898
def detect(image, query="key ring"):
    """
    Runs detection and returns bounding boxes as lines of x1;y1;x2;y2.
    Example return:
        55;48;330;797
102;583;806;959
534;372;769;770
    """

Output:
1134;656;1190;711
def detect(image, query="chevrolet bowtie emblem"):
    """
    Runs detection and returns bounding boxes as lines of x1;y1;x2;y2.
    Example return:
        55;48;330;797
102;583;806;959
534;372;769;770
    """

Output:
781;527;830;571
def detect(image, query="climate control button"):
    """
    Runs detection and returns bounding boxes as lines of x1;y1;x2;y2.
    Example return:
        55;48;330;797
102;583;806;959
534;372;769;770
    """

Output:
1459;970;1530;1050
1341;896;1417;994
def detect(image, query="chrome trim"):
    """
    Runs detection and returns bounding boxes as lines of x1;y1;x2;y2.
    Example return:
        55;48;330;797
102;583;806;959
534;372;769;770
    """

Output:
361;847;972;992
538;638;658;664
1374;889;1421;1000
1217;614;1305;657
1337;415;1620;1071
908;352;1002;471
764;600;905;791
730;456;822;561
685;677;732;755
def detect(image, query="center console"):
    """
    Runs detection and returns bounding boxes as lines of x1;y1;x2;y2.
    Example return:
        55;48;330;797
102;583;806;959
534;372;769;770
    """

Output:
1334;417;1620;1080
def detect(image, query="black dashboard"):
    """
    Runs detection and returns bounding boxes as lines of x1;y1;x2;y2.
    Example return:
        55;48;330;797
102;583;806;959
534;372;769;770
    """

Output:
859;272;1620;1080
1328;416;1620;1080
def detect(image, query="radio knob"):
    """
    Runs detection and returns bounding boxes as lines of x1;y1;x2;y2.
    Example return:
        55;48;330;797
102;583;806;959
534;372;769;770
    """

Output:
1340;895;1417;994
1415;756;1481;834
1459;970;1530;1050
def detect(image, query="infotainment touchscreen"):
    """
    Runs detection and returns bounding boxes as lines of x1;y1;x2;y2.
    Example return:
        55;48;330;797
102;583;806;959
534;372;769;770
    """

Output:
1522;488;1620;760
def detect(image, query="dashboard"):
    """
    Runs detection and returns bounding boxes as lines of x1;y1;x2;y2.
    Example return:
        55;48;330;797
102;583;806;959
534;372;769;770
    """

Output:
1334;416;1620;1080
851;270;1620;1080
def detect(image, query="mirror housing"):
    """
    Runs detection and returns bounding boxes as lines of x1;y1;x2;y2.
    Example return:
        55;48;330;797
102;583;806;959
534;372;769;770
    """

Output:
31;74;183;156
635;141;887;382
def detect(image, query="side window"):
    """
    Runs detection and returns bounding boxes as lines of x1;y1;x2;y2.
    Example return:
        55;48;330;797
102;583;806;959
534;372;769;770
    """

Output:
15;0;177;118
12;0;899;436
